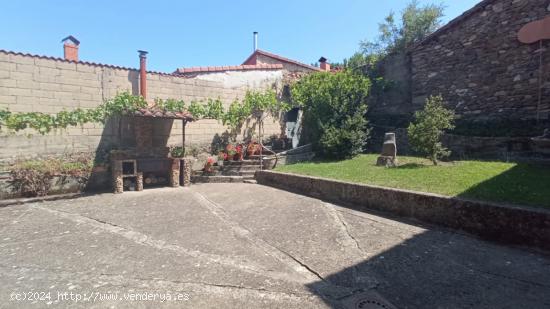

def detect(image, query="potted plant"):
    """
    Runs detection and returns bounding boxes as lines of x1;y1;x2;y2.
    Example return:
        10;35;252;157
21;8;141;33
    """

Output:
246;141;261;157
234;145;244;161
170;146;184;158
225;145;236;161
217;152;226;166
203;157;216;175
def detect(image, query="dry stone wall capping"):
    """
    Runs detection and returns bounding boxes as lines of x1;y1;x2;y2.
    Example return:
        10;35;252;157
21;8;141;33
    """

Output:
0;51;284;162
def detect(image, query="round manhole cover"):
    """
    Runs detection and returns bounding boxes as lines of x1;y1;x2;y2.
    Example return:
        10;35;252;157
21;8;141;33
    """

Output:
355;298;391;309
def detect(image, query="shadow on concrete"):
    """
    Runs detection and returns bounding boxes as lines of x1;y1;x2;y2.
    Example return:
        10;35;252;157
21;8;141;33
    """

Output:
305;225;550;308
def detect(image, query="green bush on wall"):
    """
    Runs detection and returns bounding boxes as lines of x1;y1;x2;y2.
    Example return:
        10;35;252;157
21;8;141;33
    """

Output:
0;89;288;136
291;70;371;159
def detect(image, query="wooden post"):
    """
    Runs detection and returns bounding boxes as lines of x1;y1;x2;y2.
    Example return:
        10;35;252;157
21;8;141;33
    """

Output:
182;120;186;156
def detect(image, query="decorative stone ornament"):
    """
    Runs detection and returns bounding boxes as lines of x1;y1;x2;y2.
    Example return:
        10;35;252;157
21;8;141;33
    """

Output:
376;133;398;167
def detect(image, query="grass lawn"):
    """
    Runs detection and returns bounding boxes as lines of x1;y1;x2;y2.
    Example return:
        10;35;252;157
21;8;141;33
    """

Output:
275;154;550;208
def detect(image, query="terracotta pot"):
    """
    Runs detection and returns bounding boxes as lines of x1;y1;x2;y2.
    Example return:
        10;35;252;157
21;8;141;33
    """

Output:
247;143;261;156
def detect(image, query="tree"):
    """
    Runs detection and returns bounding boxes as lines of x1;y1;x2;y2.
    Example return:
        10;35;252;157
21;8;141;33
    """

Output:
291;70;371;159
407;95;455;165
360;0;445;56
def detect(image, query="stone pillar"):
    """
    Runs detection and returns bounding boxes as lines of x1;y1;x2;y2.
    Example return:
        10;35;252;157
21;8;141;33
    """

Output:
169;158;180;187
181;158;192;187
112;170;123;194
136;172;144;191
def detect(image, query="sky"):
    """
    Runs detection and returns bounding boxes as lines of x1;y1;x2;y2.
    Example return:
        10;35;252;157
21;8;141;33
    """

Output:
0;0;481;73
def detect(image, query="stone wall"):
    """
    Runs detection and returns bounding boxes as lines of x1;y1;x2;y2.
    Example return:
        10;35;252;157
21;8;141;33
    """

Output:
368;52;412;121
256;170;550;251
412;0;550;123
0;51;284;163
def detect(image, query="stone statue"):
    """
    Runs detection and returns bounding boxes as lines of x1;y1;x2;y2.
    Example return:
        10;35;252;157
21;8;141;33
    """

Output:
376;133;398;167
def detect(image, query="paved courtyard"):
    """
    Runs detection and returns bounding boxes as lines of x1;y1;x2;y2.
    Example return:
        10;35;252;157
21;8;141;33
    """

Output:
0;183;549;308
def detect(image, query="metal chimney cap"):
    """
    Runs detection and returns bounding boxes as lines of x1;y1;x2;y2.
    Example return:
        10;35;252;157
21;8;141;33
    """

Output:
61;35;80;45
138;50;148;56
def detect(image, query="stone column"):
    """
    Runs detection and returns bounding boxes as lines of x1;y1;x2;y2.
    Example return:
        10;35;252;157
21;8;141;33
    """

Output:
111;160;123;193
169;158;180;187
181;158;192;187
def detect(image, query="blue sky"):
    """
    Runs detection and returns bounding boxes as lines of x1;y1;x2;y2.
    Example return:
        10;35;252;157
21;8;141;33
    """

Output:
0;0;480;73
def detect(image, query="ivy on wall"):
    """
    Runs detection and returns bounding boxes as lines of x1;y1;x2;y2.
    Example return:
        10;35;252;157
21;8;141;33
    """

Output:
0;89;289;135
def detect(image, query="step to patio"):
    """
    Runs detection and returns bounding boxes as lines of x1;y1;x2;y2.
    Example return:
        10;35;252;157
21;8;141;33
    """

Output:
221;165;259;172
222;160;261;167
222;170;257;179
191;175;244;183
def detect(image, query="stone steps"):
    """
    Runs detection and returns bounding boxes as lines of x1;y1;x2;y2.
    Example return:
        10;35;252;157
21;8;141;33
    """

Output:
222;165;259;172
191;175;244;183
0;171;11;180
222;160;261;167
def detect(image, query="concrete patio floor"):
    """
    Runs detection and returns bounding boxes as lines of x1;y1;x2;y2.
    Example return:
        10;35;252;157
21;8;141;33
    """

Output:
0;183;549;308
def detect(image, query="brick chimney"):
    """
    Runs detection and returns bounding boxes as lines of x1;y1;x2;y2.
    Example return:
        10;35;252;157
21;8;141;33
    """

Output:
319;57;330;72
61;35;80;61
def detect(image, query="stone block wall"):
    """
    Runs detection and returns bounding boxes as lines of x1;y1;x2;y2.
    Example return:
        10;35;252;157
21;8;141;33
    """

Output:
0;51;284;163
368;52;413;124
412;0;550;123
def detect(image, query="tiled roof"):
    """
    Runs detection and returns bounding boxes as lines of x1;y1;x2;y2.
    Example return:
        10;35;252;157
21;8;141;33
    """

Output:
175;63;283;75
0;49;177;76
132;108;195;121
413;0;496;48
242;49;321;71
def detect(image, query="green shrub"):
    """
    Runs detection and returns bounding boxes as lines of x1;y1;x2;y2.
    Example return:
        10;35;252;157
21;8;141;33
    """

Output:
407;95;455;165
291;70;371;159
8;155;93;197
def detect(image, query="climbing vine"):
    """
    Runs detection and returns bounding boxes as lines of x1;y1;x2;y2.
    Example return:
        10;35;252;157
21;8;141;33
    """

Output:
0;89;289;135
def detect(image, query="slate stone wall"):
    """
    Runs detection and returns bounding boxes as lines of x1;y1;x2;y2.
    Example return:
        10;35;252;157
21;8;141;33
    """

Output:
411;0;550;124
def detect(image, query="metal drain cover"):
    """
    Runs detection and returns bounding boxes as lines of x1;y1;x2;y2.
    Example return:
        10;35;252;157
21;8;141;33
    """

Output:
341;291;398;309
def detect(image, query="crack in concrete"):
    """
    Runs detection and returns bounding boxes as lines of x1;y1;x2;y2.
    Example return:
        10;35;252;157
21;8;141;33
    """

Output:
189;190;324;281
0;263;320;302
189;190;358;302
33;205;292;282
323;202;365;254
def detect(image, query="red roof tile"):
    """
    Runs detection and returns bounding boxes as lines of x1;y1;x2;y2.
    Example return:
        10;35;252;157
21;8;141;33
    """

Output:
175;63;283;75
242;49;321;71
0;49;179;77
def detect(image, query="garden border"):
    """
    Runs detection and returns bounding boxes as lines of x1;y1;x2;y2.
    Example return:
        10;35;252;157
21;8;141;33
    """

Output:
255;170;550;251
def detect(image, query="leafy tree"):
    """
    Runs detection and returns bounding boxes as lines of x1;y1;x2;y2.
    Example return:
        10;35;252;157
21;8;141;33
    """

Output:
292;70;371;159
360;0;444;56
407;95;455;165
